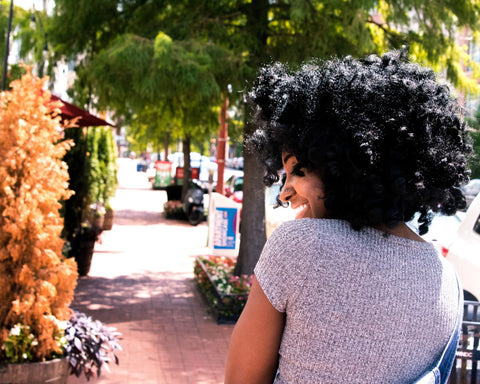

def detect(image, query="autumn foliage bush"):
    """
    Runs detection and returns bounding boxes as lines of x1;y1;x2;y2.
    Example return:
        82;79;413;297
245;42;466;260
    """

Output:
0;71;78;362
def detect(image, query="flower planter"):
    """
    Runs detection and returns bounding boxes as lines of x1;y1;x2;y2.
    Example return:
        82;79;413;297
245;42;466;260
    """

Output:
92;215;104;230
103;209;114;230
163;200;187;220
74;239;95;276
194;257;250;324
0;358;69;384
166;185;182;201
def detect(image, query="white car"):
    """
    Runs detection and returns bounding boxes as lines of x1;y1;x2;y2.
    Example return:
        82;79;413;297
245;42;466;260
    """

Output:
419;213;464;248
440;193;480;301
461;178;480;208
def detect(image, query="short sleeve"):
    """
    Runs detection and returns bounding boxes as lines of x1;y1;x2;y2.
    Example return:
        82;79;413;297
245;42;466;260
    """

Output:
254;220;311;312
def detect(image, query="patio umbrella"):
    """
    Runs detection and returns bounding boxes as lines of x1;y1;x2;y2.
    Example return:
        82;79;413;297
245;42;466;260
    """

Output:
49;95;114;127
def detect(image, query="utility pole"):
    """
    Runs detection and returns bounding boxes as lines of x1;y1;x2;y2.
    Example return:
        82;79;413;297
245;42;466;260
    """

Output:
2;0;14;91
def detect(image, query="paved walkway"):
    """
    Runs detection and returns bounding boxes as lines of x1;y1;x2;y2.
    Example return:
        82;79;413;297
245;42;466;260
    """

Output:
69;159;234;384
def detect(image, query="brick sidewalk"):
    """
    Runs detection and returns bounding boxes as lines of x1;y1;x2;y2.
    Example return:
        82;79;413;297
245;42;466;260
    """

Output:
69;160;234;384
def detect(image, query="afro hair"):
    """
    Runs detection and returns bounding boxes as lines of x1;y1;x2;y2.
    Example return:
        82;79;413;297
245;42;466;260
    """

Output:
248;49;472;234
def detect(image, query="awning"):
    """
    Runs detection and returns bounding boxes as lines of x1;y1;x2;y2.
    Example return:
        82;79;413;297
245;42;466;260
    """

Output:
49;95;115;127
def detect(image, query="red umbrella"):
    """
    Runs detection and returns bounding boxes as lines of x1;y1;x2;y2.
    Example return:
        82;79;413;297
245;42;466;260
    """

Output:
49;95;115;127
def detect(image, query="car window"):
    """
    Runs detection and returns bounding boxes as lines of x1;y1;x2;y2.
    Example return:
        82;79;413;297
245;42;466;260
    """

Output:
233;177;243;191
474;213;480;235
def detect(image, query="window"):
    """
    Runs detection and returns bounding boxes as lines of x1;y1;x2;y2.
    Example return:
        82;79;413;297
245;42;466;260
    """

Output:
469;40;480;64
474;213;480;234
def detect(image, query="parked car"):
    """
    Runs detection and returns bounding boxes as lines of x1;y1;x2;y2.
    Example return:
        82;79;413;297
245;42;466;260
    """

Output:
232;156;244;170
419;213;464;248
461;178;480;208
167;152;218;182
439;193;480;301
224;175;243;203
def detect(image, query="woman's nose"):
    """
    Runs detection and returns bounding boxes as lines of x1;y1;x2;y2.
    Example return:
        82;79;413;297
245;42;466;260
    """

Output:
280;185;294;202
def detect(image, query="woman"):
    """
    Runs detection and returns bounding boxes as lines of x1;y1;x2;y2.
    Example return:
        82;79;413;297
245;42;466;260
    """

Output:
225;49;471;383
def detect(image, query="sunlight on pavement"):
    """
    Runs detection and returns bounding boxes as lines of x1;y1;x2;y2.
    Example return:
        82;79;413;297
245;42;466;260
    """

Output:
69;158;232;384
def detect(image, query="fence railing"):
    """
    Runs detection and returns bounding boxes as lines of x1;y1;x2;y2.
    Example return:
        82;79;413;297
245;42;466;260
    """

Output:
448;300;480;384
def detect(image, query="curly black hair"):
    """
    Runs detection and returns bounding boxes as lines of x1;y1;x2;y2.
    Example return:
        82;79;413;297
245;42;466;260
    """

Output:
248;49;472;234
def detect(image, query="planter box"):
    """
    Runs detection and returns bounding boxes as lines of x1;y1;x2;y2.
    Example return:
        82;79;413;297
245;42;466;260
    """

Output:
163;200;186;220
194;257;249;324
166;185;182;201
74;239;95;276
92;215;104;230
0;358;69;384
103;209;114;230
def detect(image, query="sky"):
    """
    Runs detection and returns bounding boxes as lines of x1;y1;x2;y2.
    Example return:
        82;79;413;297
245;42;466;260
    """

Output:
14;0;51;11
15;0;36;9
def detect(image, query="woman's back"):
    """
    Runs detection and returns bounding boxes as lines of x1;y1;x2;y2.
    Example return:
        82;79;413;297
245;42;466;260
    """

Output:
225;50;468;384
255;219;459;384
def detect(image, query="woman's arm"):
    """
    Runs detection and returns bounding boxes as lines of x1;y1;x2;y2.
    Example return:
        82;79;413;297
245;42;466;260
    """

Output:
225;276;286;384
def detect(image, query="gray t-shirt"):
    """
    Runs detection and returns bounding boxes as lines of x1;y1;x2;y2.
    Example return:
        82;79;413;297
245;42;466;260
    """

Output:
254;219;459;384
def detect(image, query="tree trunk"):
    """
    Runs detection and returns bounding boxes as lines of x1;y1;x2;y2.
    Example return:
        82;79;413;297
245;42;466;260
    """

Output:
234;0;269;276
181;135;191;202
234;104;267;276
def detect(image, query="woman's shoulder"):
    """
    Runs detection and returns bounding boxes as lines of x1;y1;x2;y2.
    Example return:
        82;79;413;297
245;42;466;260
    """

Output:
271;218;352;241
260;219;334;263
271;219;437;252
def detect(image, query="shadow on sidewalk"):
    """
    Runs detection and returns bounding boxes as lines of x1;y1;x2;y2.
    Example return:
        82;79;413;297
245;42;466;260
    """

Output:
72;271;203;324
70;271;232;384
68;166;232;383
113;209;165;226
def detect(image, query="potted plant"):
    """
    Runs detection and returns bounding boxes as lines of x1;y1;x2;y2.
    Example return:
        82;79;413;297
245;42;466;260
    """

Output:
64;311;122;380
163;200;186;220
1;311;122;383
88;202;106;232
70;224;101;277
0;71;121;383
62;114;117;270
194;256;253;323
62;136;102;277
93;209;105;230
102;203;115;231
85;126;117;232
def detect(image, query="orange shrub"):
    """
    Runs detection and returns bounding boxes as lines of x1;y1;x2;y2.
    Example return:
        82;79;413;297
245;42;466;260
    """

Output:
0;71;78;361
